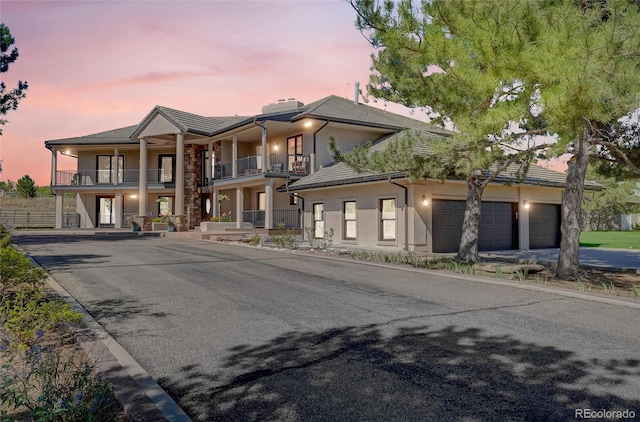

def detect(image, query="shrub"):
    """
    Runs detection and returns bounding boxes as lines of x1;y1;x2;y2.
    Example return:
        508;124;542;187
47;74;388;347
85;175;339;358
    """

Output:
1;346;120;420
272;223;296;249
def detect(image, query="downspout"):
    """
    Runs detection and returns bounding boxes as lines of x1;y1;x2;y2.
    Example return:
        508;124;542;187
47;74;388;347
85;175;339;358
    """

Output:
284;176;305;240
312;120;330;174
388;175;409;252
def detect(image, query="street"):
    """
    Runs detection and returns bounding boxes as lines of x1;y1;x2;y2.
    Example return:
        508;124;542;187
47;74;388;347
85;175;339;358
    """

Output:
14;233;640;421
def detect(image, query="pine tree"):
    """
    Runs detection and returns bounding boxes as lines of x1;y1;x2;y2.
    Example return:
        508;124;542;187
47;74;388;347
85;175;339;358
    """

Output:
0;23;28;136
16;175;36;199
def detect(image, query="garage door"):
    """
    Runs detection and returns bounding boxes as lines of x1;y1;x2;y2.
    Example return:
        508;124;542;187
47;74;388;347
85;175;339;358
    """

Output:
529;204;560;248
432;200;516;253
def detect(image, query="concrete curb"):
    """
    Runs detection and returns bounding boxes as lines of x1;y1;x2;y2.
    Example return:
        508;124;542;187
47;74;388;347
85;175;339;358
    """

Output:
207;240;640;311
19;246;192;422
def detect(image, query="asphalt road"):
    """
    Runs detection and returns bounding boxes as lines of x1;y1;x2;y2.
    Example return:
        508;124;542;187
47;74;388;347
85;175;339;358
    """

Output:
14;233;640;421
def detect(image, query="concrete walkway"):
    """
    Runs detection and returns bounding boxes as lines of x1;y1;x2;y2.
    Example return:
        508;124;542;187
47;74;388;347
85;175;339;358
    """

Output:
482;247;640;273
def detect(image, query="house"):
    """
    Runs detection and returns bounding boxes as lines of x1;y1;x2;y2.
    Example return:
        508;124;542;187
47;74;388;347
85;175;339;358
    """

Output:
46;94;596;252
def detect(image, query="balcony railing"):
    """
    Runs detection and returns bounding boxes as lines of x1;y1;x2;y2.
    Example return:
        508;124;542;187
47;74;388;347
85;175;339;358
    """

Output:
242;209;300;229
54;169;165;186
212;154;310;181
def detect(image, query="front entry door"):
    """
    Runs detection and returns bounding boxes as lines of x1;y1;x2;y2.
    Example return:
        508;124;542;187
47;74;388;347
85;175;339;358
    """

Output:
97;196;116;228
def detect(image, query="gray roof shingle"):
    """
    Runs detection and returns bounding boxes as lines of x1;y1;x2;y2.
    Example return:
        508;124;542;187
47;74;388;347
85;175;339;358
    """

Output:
45;125;139;146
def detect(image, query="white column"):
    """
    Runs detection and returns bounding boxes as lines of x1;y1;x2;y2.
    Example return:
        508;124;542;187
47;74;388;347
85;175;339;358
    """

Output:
265;179;273;229
310;153;316;175
232;135;238;178
114;192;123;228
50;148;57;186
175;133;185;216
261;124;267;173
55;192;63;229
138;138;148;216
236;186;243;229
113;147;119;186
213;187;220;218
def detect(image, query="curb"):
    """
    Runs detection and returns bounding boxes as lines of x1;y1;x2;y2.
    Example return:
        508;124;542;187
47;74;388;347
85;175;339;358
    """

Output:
19;247;192;422
206;240;640;311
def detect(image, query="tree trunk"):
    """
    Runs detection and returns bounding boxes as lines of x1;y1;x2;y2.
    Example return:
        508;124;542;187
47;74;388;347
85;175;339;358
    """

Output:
455;177;484;263
557;130;590;278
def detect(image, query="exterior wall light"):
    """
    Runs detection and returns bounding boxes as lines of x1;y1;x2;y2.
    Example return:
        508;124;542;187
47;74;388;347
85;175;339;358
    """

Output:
422;195;429;206
524;200;530;209
304;120;313;128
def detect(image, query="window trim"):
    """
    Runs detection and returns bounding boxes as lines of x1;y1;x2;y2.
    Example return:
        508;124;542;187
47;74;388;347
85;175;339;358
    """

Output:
96;155;124;184
342;200;357;241
312;202;325;239
379;197;397;242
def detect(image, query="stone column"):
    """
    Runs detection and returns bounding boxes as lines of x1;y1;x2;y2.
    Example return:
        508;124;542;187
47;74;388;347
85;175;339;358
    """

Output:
175;133;185;217
138;138;148;216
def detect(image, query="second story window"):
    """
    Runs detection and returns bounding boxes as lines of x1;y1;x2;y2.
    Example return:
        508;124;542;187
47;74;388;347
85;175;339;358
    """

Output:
97;155;123;184
159;155;176;183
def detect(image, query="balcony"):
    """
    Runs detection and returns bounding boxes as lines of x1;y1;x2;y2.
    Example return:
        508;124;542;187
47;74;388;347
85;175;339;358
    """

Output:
54;169;166;186
213;154;310;181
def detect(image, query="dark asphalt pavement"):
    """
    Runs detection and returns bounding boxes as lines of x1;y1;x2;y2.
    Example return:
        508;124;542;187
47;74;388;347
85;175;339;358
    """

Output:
14;233;640;421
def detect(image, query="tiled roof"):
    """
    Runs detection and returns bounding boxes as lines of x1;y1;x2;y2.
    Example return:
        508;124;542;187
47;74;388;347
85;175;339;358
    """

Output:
284;129;601;191
45;125;139;146
293;95;450;134
156;106;249;136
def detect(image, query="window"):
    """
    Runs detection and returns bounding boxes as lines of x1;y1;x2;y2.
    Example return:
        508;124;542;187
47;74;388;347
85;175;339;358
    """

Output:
287;135;303;155
313;203;324;238
96;155;124;184
157;196;174;216
159;155;176;183
380;198;396;241
201;150;214;184
343;201;356;240
287;135;304;172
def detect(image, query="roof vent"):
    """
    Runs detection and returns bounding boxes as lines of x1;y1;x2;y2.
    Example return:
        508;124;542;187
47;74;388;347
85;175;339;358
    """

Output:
262;98;304;114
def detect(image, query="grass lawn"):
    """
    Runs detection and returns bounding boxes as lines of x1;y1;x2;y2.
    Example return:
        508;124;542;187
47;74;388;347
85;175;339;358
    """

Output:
580;231;640;249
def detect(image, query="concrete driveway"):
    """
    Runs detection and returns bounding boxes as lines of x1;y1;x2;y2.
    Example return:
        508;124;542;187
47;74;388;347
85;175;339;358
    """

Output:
482;247;640;272
13;233;640;421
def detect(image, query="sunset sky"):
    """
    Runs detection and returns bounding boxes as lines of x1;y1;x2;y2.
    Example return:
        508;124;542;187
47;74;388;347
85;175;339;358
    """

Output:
0;0;564;187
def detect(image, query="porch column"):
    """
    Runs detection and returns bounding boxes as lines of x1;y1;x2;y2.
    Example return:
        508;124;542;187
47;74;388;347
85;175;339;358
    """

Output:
310;153;316;175
207;142;213;183
138;137;148;216
114;192;123;228
236;186;243;229
50;147;57;186
175;133;185;216
261;123;267;173
212;187;219;218
55;192;63;229
265;179;273;229
113;147;119;186
232;135;238;178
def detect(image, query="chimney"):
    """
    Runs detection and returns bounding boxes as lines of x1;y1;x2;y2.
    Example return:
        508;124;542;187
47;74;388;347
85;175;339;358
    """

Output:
261;98;304;114
354;81;360;104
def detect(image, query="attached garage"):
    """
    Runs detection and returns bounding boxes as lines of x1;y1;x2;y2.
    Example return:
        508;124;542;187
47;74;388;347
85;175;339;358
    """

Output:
432;200;516;253
529;203;560;248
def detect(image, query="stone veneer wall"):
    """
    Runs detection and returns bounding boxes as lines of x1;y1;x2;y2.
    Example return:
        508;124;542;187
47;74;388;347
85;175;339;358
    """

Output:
185;145;204;229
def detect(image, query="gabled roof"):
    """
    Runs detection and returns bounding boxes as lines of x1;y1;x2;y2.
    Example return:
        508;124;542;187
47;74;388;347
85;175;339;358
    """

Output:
283;129;601;192
45;125;139;147
133;106;250;138
291;95;450;134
